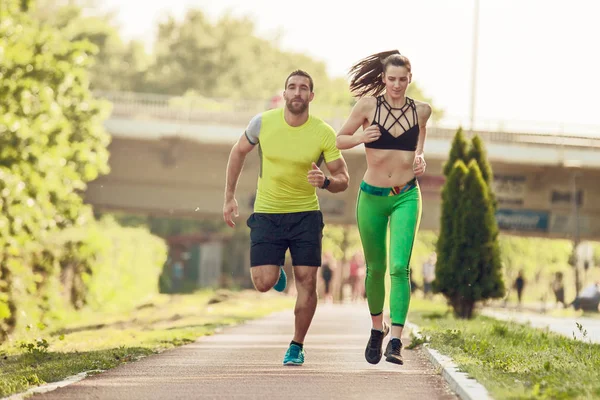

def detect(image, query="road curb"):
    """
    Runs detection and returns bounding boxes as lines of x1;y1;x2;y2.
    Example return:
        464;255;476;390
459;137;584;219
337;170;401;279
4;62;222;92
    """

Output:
1;370;104;400
405;322;493;400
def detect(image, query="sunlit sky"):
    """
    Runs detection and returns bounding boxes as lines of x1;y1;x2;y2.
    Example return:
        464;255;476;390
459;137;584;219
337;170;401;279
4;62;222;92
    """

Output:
98;0;600;134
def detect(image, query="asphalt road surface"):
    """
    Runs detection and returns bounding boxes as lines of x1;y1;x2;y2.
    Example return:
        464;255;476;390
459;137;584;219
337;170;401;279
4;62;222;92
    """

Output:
34;302;457;400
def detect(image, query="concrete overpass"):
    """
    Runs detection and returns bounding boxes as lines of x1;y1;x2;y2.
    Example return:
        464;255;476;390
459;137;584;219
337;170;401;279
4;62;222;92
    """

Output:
85;91;600;240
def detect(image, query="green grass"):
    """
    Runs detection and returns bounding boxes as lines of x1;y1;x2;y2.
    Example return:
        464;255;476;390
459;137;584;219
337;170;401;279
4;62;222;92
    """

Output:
407;297;600;400
0;289;294;397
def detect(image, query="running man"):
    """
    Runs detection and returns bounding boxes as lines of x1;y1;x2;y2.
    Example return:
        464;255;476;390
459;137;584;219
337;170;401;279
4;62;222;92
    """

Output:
223;70;349;366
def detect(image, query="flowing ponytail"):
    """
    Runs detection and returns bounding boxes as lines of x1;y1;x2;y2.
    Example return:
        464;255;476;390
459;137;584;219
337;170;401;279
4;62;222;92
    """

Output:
348;50;412;98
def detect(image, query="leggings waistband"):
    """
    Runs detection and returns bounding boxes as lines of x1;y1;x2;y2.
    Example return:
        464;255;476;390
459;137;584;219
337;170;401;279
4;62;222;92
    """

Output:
360;178;417;197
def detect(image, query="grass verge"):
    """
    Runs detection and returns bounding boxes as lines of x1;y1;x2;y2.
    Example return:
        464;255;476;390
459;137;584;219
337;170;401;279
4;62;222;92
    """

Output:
408;297;600;400
0;289;294;397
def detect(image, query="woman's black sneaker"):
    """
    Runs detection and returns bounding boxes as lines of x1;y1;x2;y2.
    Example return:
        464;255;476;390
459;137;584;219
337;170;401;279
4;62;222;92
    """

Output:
384;338;404;365
365;322;390;364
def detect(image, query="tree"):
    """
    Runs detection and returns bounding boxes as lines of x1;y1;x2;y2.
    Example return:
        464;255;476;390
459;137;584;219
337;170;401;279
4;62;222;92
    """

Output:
467;135;492;186
459;161;505;315
467;135;497;209
31;0;152;92
27;3;444;120
435;160;505;318
442;127;469;177
434;160;468;309
0;0;110;339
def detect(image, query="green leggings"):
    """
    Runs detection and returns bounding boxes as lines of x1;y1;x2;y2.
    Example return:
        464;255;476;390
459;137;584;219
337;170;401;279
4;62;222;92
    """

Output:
356;179;422;326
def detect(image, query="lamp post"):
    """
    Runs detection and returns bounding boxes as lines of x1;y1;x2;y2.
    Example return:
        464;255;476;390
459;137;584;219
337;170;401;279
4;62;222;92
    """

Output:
563;160;582;296
469;0;480;136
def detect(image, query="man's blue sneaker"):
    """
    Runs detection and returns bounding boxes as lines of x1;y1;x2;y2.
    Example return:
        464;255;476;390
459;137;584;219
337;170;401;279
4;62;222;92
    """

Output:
283;343;305;366
273;266;287;292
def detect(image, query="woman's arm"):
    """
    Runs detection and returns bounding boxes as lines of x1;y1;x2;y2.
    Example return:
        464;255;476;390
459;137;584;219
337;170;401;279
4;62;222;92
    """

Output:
415;102;432;155
336;97;380;150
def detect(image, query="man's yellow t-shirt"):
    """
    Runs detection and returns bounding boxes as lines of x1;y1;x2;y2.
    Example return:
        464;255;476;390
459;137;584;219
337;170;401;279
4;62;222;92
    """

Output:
244;108;342;213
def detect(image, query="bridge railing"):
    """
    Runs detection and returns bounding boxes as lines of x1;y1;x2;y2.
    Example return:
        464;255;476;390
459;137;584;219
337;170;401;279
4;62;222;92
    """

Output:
95;90;600;149
97;91;263;124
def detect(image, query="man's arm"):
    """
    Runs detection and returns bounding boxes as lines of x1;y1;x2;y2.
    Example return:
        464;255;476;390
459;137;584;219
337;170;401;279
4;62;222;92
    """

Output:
224;114;261;201
225;134;255;201
323;156;349;193
223;133;256;227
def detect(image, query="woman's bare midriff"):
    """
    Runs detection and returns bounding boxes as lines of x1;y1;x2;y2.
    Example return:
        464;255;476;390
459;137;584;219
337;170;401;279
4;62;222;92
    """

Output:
358;97;419;188
363;148;415;188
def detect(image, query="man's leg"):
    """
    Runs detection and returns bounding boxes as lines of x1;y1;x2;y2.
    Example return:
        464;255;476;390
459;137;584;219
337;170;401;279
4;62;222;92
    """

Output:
281;265;317;366
251;265;282;292
282;211;323;366
292;265;318;343
247;213;287;292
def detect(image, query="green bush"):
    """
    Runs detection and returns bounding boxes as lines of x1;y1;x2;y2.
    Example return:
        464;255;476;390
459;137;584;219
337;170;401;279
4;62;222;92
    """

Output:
64;216;167;313
9;216;167;337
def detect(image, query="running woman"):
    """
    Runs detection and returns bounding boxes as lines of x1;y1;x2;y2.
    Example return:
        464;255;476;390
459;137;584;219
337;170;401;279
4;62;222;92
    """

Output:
336;51;431;365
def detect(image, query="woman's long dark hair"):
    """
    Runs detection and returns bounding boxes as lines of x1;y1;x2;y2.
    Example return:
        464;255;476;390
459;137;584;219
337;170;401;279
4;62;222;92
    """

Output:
348;50;412;98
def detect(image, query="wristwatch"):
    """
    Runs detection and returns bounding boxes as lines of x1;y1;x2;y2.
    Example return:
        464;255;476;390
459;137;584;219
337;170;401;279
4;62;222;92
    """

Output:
320;177;331;189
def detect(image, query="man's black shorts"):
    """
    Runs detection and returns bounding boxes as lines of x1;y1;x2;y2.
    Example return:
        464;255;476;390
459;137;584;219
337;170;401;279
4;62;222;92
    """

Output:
246;211;324;267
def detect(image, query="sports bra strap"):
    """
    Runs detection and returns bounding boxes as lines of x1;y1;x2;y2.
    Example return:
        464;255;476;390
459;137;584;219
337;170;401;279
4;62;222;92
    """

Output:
374;96;417;133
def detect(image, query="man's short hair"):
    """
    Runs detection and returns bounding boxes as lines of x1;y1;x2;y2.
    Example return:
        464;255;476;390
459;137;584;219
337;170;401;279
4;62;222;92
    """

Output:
284;70;314;92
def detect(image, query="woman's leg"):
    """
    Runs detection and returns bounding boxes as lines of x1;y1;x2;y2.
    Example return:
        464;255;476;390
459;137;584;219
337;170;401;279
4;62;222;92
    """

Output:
356;190;390;327
383;185;421;365
388;186;422;336
356;188;393;364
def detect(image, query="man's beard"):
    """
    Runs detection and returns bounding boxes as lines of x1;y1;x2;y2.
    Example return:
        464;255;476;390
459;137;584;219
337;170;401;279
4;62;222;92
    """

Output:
285;99;308;115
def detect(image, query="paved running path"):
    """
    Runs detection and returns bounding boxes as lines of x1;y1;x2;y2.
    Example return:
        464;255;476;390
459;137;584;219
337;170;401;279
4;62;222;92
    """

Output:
34;303;457;400
483;309;600;343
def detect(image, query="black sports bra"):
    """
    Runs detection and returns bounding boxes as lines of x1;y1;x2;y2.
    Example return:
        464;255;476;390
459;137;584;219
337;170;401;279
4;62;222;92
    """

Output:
364;95;419;151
